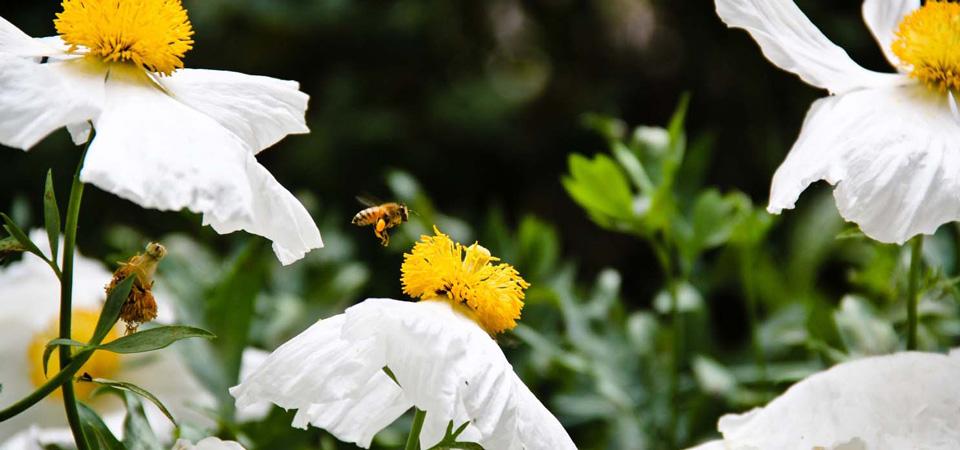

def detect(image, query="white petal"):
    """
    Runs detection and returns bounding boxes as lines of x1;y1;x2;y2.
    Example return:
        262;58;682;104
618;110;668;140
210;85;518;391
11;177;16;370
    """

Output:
0;55;104;149
715;352;960;449
80;64;321;265
159;69;309;154
684;440;727;450
232;314;410;447
768;85;960;244
862;0;919;70
173;437;247;450
235;347;272;422
231;299;575;450
715;0;905;94
202;158;323;265
0;17;62;57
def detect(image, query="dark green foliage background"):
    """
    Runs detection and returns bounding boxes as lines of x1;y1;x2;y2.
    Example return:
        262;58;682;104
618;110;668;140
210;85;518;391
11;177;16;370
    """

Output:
2;1;953;449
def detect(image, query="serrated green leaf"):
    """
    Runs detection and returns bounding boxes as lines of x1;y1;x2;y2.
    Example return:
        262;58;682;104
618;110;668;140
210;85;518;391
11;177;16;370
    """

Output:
611;142;653;193
84;377;177;426
78;402;125;450
42;338;89;377
562;153;635;227
98;326;215;354
93;276;134;344
43;170;61;264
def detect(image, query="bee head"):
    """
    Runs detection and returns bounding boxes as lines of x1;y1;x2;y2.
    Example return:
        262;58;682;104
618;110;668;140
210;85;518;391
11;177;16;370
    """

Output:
400;204;410;222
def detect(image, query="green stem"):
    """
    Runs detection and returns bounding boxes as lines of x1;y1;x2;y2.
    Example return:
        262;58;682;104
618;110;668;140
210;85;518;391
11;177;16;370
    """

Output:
59;137;92;450
405;408;427;450
740;248;768;396
906;236;923;351
652;240;679;449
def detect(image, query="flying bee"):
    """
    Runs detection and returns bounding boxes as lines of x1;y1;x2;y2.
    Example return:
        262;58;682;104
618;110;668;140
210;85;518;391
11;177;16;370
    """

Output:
352;197;410;246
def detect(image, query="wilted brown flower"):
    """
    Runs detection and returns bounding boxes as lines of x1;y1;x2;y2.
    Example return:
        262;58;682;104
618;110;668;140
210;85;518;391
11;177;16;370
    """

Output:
106;242;167;334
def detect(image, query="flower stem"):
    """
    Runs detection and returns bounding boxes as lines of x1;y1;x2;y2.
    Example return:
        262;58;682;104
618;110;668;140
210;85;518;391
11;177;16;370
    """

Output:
59;137;92;450
906;235;923;351
740;248;768;395
651;240;679;449
404;408;427;450
0;349;94;421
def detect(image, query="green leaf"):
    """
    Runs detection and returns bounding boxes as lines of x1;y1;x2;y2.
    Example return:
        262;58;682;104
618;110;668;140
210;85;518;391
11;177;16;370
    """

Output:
203;242;264;414
78;402;125;450
120;392;163;450
93;276;134;344
99;326;215;354
0;235;27;260
562;153;635;228
1;213;46;262
42;338;89;377
83;377;177;426
43;170;61;264
610;142;653;193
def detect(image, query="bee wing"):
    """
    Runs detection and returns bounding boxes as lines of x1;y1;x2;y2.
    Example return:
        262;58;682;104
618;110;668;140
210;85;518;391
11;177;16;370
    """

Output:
355;194;384;208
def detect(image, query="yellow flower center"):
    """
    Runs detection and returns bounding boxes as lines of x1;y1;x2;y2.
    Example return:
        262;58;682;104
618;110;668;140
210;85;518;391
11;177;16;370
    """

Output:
54;0;194;76
401;227;529;335
892;1;960;92
27;309;121;399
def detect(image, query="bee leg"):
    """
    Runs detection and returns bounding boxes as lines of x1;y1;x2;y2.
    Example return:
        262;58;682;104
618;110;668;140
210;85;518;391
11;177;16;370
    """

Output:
375;219;390;246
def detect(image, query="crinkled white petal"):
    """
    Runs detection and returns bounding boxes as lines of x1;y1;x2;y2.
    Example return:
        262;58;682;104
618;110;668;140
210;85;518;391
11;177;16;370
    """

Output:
159;69;310;154
173;437;247;450
0;55;104;149
80;64;321;265
862;0;918;70
715;0;906;94
0;17;62;57
231;299;576;450
235;347;273;422
202;156;322;265
712;352;960;449
769;85;960;244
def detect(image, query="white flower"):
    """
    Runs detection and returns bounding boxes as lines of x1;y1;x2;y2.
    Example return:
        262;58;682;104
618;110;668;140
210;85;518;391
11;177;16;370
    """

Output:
0;0;322;265
173;437;246;450
231;298;576;450
0;231;262;446
716;0;960;244
687;351;960;450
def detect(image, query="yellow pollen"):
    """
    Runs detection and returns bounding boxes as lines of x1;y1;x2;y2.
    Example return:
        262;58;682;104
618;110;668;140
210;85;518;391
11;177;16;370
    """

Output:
401;227;529;335
892;1;960;92
27;309;121;400
54;0;194;76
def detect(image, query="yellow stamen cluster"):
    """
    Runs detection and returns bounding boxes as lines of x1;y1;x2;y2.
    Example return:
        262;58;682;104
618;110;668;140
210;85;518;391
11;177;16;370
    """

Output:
892;1;960;92
27;309;121;399
54;0;194;76
401;227;529;335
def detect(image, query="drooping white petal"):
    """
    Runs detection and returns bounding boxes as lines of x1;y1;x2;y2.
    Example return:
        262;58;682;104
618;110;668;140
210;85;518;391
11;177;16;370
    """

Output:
768;85;960;244
712;352;960;449
0;17;62;57
232;299;576;450
235;348;273;422
0;55;104;150
715;0;905;94
80;64;321;264
173;437;247;450
862;0;919;70
202;157;323;265
159;69;310;154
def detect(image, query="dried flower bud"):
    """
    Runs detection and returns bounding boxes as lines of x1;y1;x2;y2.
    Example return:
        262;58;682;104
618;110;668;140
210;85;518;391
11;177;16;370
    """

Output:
106;242;166;334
